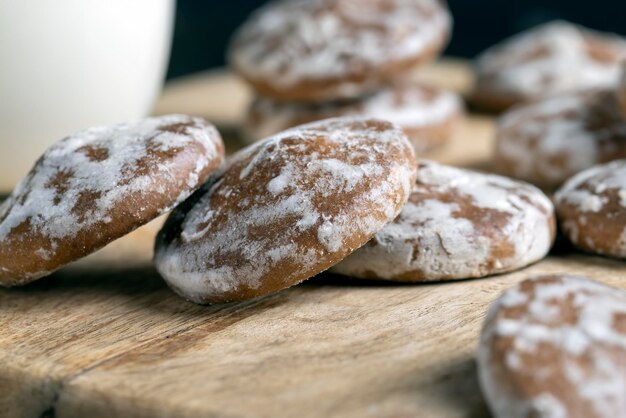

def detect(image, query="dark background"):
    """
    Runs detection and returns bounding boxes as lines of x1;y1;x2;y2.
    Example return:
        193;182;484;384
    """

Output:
166;0;626;80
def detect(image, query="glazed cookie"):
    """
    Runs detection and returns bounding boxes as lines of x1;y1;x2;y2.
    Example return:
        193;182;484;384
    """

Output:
331;160;555;281
473;21;626;112
478;274;626;418
555;160;626;258
494;89;626;190
245;84;463;154
0;115;225;286
155;117;417;304
229;0;451;102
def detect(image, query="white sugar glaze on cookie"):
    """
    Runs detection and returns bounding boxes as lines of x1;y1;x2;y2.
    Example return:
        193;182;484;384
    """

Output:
331;160;555;281
476;21;626;100
230;0;451;89
494;89;626;189
555;159;626;257
155;117;417;303
556;160;626;213
478;275;626;418
0;115;224;284
246;84;462;142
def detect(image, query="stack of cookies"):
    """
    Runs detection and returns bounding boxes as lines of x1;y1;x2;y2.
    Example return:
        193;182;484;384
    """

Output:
467;21;626;191
228;0;464;155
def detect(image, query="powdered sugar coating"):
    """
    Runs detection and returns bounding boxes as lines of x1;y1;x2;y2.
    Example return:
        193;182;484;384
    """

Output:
478;275;626;418
0;115;224;285
245;84;463;152
331;160;555;281
474;21;626;108
154;117;417;304
555;159;626;258
494;89;626;190
229;0;451;101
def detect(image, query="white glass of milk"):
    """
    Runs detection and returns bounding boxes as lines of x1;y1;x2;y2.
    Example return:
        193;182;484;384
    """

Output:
0;0;175;192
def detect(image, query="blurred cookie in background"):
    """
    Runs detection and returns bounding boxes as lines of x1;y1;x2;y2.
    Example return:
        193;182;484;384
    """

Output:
229;0;452;103
493;89;626;190
472;21;626;113
244;84;464;155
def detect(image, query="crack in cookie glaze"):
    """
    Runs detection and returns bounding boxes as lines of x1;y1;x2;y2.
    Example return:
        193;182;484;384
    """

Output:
478;275;626;418
494;89;626;190
229;0;451;102
154;117;417;304
473;21;626;112
245;83;463;154
331;160;555;281
555;159;626;258
0;115;225;286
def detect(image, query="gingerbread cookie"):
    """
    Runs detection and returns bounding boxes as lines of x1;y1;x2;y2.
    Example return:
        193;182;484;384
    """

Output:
494;89;626;190
0;115;224;286
555;159;626;259
154;117;417;304
229;0;451;102
245;84;463;154
478;274;626;418
331;161;555;281
473;21;626;112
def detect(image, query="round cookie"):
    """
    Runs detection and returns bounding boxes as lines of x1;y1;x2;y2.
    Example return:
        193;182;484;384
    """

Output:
0;115;225;286
555;159;626;259
229;0;451;103
494;89;626;190
245;84;463;154
478;274;626;418
330;160;555;281
472;21;626;112
154;117;417;304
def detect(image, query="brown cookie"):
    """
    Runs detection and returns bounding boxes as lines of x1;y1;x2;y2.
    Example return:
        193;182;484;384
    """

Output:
0;115;225;286
555;159;626;259
493;89;626;190
229;0;451;103
331;160;555;281
478;274;626;418
154;117;417;304
472;21;626;113
244;84;463;154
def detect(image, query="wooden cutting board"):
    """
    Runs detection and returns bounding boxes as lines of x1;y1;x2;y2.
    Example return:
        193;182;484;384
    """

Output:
2;59;625;418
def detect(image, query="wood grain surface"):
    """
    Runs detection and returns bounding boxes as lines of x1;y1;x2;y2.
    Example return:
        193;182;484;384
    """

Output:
1;59;624;418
